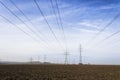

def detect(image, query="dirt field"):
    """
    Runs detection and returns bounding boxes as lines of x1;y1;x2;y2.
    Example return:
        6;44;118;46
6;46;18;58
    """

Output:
0;64;120;80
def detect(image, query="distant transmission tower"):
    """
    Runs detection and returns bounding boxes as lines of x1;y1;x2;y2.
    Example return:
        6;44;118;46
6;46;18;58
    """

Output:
64;50;69;64
30;57;33;63
44;55;46;63
73;58;75;64
38;56;40;62
79;44;83;65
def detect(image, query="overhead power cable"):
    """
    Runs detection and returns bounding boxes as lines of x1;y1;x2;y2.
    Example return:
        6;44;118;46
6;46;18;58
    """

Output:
33;0;64;50
0;14;51;52
9;0;53;48
55;0;68;51
0;15;38;42
100;31;120;42
50;0;61;30
94;30;120;47
0;0;50;47
92;13;120;40
9;0;45;37
86;12;120;46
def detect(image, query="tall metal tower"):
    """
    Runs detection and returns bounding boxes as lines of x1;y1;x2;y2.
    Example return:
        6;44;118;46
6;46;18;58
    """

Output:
30;57;33;63
38;56;40;62
44;55;46;63
79;44;82;65
73;58;75;64
64;50;69;64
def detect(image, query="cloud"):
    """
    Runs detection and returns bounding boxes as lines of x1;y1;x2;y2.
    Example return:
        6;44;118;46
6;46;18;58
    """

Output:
78;20;100;29
0;0;120;64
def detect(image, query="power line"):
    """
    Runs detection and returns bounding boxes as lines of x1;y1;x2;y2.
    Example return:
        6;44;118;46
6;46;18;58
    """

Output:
50;0;65;50
94;31;120;47
86;13;120;45
85;10;113;46
108;36;120;48
97;13;120;37
55;0;68;51
0;14;52;54
100;31;120;42
9;0;53;48
0;15;38;42
9;0;45;36
0;0;51;48
33;0;64;50
102;35;120;48
0;1;36;37
50;0;61;30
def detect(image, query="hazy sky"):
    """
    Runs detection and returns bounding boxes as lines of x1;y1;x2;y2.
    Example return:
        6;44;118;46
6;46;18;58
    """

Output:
0;0;120;64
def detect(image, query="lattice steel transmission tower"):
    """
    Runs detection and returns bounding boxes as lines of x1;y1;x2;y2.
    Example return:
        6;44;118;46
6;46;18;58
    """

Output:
64;50;69;64
79;44;83;65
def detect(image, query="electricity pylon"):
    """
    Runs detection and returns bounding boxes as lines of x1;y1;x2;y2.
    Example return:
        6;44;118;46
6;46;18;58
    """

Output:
44;55;46;63
64;50;69;64
79;44;83;65
38;56;40;62
30;57;33;63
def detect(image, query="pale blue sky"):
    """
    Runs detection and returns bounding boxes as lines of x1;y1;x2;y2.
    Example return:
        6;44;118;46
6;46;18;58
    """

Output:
0;0;120;64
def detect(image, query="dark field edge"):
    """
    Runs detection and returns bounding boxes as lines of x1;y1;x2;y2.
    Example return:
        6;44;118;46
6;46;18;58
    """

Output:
0;64;120;66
